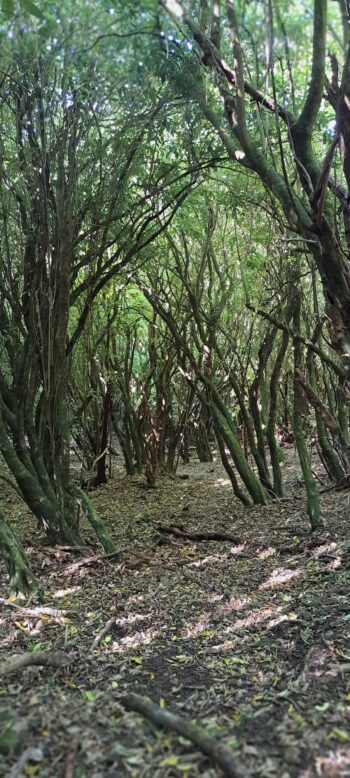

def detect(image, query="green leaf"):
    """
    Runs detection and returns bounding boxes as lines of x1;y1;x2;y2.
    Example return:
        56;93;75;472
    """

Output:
1;0;14;17
29;642;45;652
84;690;100;701
20;0;44;18
130;656;143;664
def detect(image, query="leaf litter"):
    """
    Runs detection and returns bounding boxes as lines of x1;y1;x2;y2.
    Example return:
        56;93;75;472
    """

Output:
1;450;350;776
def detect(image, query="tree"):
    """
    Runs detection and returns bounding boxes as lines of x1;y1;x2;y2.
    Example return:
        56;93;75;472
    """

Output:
159;0;350;366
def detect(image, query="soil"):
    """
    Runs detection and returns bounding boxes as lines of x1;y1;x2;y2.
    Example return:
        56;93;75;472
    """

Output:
1;447;350;777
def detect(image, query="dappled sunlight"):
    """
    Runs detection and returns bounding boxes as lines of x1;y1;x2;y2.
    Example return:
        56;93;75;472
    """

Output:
229;544;246;555
300;746;350;777
53;586;82;598
218;595;251;615
259;566;303;590
207;639;236;653
181;612;211;638
127;594;145;605
115;612;150;627
215;478;232;488
327;557;342;570
227;605;284;632
110;625;165;653
312;542;337;557
258;546;277;559
265;612;298;630
189;552;229;567
208;592;224;603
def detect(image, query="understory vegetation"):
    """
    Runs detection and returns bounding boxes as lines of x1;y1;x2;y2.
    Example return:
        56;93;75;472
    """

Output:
1;1;350;776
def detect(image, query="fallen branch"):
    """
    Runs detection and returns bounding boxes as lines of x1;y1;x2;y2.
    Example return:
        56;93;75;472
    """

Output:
90;616;116;651
0;599;76;620
122;692;249;778
65;548;124;575
65;734;81;778
321;473;350;493
157;524;241;543
0;650;71;677
9;747;40;778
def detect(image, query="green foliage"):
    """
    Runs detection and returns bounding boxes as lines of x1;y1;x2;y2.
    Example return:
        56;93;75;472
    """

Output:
1;0;42;17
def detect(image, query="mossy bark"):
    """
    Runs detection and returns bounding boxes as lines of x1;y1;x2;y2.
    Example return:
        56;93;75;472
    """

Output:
308;361;345;482
293;291;323;530
266;323;291;496
0;510;36;593
214;427;251;506
210;393;268;505
73;487;116;554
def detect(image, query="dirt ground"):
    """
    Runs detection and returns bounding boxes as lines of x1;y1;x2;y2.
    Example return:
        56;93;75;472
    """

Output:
1;447;350;777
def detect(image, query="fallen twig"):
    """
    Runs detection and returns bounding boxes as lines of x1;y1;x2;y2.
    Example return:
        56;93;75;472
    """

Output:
0;650;71;677
65;548;125;575
122;692;249;778
0;599;76;619
90;616;116;651
181;569;214;591
65;734;81;778
157;524;241;543
9;748;40;778
321;473;350;493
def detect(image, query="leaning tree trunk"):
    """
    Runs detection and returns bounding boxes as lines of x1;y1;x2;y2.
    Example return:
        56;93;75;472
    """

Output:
214;426;251;506
292;289;323;530
266;304;293;497
210;388;268;505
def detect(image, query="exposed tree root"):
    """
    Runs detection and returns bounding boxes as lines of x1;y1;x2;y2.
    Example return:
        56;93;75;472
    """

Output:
0;650;71;677
157;523;241;543
122;692;249;778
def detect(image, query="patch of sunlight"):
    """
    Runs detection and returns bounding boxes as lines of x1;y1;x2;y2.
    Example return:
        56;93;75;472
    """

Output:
189;552;229;568
218;596;251;615
126;594;144;605
53;586;82;598
259;566;303;590
300;746;350;777
313;542;337;557
215;478;232;488
258;547;277;559
266;612;297;630
208;593;224;603
110;625;164;652
181;612;211;638
327;557;342;570
229;544;246;555
226;605;283;632
115;613;149;628
207;639;236;653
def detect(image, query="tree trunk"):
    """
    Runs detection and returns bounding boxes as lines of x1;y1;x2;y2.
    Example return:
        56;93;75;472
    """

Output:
292;290;323;529
0;510;36;593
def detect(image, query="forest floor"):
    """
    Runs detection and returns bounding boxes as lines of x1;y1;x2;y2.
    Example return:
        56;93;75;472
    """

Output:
1;448;350;778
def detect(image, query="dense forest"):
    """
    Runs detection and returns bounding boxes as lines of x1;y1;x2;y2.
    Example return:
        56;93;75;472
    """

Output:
1;1;350;776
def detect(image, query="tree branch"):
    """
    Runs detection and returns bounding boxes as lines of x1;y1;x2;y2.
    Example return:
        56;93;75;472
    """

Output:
122;692;248;778
294;0;327;137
